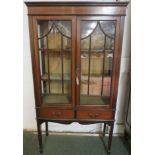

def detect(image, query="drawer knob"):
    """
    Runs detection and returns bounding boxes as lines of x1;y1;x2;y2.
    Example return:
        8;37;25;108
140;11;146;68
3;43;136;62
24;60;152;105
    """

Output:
88;113;99;118
51;112;62;117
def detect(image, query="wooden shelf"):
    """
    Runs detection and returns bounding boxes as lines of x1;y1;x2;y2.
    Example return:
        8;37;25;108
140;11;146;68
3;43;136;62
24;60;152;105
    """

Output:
80;96;110;105
41;74;111;83
41;73;70;81
42;94;71;104
39;48;113;55
81;49;113;53
81;75;111;83
42;94;109;105
39;48;71;56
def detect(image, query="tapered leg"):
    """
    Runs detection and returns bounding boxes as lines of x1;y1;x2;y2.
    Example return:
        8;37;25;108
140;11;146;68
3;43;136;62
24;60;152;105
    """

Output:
37;120;43;153
103;123;106;137
45;121;48;136
107;122;114;153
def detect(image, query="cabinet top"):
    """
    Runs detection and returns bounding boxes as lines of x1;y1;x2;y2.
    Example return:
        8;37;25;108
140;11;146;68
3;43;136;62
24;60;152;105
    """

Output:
25;1;129;16
25;1;129;7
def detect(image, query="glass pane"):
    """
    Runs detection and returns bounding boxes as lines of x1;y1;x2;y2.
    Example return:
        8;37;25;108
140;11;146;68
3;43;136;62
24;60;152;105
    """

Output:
80;20;116;105
38;20;72;105
81;21;97;39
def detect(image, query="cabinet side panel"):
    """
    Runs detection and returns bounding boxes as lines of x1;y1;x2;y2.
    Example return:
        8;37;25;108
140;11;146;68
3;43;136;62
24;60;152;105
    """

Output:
111;17;123;110
120;16;125;47
28;16;38;107
28;16;41;108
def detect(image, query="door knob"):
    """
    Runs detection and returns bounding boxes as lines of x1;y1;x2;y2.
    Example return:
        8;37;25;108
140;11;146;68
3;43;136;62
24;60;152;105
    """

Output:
76;76;79;85
76;67;79;85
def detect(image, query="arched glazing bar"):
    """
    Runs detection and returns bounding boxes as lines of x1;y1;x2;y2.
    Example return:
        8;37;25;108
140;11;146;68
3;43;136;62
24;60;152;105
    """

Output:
98;21;115;39
38;23;55;40
81;21;115;41
38;21;71;40
81;22;98;40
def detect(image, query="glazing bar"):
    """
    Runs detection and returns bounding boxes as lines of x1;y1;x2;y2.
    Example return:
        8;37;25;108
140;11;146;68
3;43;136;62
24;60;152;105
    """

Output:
101;36;107;96
46;36;51;94
61;35;64;94
88;36;91;96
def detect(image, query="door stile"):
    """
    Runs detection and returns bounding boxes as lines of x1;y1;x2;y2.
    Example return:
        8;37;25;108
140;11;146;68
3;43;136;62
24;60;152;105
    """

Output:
76;17;81;108
71;16;76;110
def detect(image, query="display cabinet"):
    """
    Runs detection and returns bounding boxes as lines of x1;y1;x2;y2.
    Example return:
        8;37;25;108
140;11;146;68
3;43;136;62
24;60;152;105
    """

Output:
25;1;129;153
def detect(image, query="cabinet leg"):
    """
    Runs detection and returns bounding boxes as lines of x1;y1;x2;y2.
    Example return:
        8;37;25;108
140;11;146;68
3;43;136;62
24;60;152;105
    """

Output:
124;129;129;140
37;120;43;153
103;123;106;137
107;122;114;153
45;121;48;136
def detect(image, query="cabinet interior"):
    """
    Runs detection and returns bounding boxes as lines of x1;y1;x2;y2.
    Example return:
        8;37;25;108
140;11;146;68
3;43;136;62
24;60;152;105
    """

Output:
37;20;115;105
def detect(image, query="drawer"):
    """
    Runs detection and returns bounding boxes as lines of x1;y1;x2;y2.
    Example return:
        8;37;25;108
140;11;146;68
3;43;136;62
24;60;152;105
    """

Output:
76;110;113;120
38;109;74;119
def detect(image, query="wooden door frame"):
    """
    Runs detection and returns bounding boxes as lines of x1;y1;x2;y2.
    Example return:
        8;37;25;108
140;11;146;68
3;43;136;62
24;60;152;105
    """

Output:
30;16;76;109
76;16;121;110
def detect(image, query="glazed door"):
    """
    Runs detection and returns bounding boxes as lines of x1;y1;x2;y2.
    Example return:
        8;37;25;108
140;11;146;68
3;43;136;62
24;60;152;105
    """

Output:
34;16;76;108
76;16;120;108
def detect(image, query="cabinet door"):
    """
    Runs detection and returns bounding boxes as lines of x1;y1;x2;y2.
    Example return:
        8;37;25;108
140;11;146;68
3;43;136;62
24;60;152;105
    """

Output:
33;16;76;107
77;16;120;108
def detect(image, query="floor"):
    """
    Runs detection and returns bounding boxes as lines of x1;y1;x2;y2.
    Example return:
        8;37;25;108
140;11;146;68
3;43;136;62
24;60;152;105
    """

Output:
23;131;130;155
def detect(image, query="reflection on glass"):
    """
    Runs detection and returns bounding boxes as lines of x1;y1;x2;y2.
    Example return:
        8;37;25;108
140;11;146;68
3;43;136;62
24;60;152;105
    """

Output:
100;21;115;37
81;21;97;39
80;20;116;105
38;20;72;104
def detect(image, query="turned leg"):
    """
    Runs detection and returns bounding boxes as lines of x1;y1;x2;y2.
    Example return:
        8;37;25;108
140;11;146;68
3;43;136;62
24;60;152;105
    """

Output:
45;121;48;136
37;120;43;153
103;123;107;137
107;122;114;153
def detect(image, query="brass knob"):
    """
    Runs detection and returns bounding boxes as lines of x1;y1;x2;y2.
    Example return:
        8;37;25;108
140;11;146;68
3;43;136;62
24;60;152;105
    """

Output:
51;112;62;117
88;113;99;118
88;113;94;118
51;112;56;115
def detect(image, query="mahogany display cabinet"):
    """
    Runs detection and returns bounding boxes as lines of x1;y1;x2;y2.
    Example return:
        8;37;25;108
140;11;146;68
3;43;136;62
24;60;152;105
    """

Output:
25;1;129;153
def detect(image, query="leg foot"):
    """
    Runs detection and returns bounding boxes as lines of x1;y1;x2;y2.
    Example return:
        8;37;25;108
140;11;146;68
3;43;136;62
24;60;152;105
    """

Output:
107;122;114;152
107;150;111;154
39;148;43;154
100;122;114;154
37;120;43;153
124;129;129;140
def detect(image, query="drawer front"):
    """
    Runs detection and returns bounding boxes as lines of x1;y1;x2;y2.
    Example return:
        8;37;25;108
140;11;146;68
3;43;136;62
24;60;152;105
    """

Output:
38;109;74;119
77;110;113;120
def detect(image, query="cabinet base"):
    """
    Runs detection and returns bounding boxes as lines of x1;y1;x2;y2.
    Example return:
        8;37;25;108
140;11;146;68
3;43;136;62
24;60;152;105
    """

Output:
37;119;114;154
